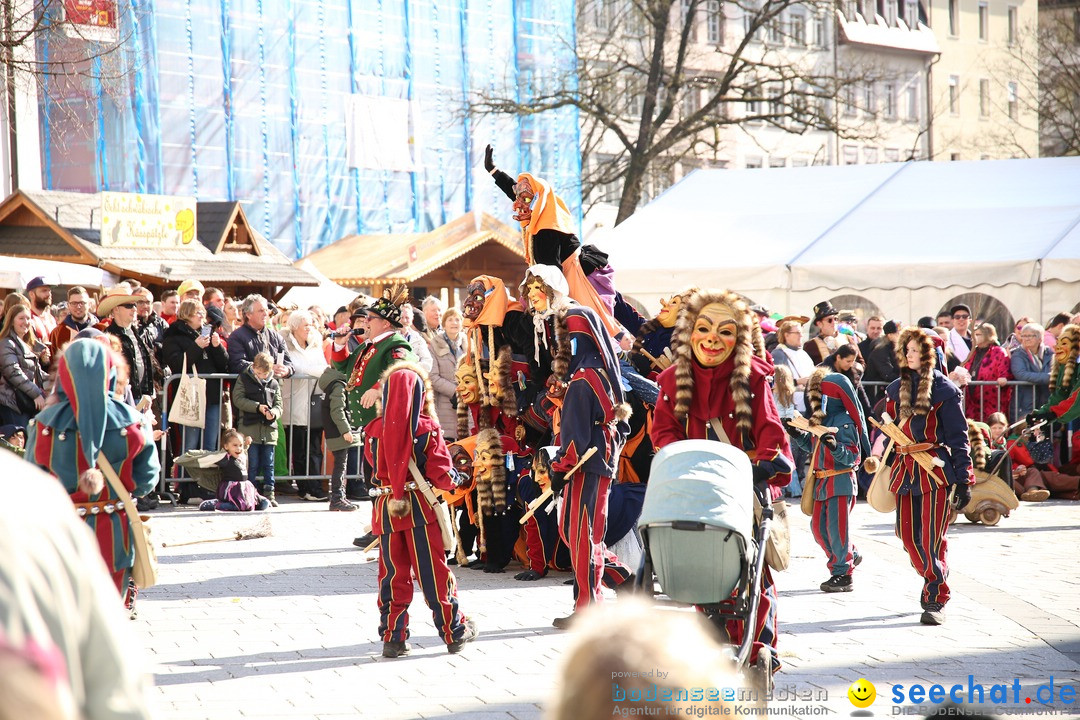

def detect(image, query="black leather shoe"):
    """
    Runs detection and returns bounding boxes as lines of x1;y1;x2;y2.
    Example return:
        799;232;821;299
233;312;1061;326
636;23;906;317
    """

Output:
920;602;945;625
382;641;410;658
353;532;376;548
820;575;853;593
447;618;479;654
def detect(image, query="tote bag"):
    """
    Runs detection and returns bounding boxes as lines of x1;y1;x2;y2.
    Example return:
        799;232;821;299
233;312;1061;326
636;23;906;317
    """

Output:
168;356;207;429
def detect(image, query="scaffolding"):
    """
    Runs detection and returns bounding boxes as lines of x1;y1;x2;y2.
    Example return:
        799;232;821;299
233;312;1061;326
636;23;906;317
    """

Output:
36;0;581;259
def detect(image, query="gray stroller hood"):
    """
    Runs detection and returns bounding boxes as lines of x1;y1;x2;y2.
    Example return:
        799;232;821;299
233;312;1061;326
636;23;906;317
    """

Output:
638;440;755;544
638;440;757;604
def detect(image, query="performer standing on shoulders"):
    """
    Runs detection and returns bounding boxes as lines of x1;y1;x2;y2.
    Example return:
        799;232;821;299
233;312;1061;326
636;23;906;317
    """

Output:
651;289;792;674
884;328;973;626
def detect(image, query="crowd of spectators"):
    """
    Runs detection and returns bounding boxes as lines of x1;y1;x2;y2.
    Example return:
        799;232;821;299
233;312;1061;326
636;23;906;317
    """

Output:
4;273;1078;510
758;300;1080;505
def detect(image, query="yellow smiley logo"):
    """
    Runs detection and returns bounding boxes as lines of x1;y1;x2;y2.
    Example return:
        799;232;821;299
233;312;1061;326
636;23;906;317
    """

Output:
847;678;876;708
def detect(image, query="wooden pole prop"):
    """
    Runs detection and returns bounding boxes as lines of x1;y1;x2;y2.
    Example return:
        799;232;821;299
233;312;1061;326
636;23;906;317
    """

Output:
787;413;838;437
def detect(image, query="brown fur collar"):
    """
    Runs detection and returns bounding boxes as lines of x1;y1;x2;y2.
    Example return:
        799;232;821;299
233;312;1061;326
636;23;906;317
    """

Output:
895;327;935;422
491;345;518;417
376;360;438;422
670;290;755;442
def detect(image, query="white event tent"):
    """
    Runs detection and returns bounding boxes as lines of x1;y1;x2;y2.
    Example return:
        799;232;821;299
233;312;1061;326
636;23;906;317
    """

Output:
604;157;1080;326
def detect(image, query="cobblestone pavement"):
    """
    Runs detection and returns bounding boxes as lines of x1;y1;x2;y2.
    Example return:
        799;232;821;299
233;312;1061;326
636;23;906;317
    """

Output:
135;494;1080;719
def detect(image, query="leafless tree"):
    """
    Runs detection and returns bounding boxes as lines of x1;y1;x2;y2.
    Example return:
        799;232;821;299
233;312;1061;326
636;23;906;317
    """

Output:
471;0;884;223
1014;4;1080;156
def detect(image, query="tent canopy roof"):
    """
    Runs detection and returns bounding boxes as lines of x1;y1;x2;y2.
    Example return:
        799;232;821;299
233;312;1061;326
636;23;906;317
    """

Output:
606;157;1080;294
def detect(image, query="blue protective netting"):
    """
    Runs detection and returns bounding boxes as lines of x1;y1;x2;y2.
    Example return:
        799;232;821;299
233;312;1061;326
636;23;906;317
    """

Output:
36;0;581;260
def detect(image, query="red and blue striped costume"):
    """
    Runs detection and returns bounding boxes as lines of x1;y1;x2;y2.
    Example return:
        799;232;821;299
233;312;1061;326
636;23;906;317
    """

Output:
884;370;973;608
653;353;792;672
25;340;159;595
793;373;869;578
365;364;471;645
551;308;633;611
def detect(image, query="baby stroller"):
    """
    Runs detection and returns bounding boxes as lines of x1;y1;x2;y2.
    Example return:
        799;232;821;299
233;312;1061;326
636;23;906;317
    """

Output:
636;440;774;691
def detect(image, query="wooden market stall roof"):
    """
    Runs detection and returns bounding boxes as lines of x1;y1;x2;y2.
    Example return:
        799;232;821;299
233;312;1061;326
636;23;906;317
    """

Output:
0;190;318;290
303;211;527;290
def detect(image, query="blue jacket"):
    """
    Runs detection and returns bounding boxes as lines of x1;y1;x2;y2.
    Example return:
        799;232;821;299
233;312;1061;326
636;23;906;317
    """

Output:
1009;346;1052;417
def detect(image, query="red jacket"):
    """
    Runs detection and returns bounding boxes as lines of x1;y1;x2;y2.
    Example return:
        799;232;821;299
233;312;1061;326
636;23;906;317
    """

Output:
365;413;455;534
653;355;792;497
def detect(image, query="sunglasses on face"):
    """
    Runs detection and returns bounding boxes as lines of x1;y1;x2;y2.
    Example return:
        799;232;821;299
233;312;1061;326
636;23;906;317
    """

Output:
119;303;137;310
953;314;970;319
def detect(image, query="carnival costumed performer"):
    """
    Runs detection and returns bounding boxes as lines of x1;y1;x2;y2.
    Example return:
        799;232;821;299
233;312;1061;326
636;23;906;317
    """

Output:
784;369;873;593
365;361;478;658
651;290;792;673
883;328;973;626
547;300;634;628
1027;325;1080;428
25;339;159;608
484;145;620;337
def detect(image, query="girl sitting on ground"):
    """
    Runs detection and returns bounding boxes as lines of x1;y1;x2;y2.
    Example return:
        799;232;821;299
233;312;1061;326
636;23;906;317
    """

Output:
196;429;271;511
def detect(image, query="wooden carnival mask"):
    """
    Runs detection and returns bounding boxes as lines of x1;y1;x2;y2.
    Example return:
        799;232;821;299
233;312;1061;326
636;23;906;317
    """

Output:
656;295;683;329
462;280;487;322
691;302;738;367
450;444;473;485
456;363;481;405
512;177;536;224
524;276;550;314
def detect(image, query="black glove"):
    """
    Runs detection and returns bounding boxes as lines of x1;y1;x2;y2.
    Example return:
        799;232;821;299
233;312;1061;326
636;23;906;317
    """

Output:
1026;410;1053;427
514;569;545;581
951;483;972;510
484;144;495;173
550;471;568;494
821;432;837;450
751;464;770;505
781;417;806;440
450;470;467;488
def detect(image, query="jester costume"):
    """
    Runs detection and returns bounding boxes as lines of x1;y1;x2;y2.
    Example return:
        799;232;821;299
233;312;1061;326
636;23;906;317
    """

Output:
364;362;476;656
788;370;871;591
26;340;160;596
651;290;792;673
1029;324;1080;426
884;328;973;625
550;306;633;618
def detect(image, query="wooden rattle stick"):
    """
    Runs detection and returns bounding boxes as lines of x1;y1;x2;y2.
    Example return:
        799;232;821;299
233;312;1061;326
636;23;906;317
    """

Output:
519;489;553;525
520;447;598;525
363;537;380;553
787;414;839;437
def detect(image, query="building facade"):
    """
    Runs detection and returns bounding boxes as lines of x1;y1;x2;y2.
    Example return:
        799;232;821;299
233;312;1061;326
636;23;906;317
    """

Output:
926;0;1040;158
21;0;581;260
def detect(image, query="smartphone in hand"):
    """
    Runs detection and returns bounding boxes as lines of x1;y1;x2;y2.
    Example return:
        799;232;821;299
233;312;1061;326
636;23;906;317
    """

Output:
200;325;212;338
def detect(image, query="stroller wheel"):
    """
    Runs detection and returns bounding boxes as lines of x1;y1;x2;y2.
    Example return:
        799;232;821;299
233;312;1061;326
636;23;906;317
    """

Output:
750;646;774;696
979;507;1002;526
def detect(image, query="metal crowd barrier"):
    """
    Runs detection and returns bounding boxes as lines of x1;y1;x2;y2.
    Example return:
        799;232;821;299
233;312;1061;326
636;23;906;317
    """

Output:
860;379;1047;421
157;371;336;491
155;373;1070;492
